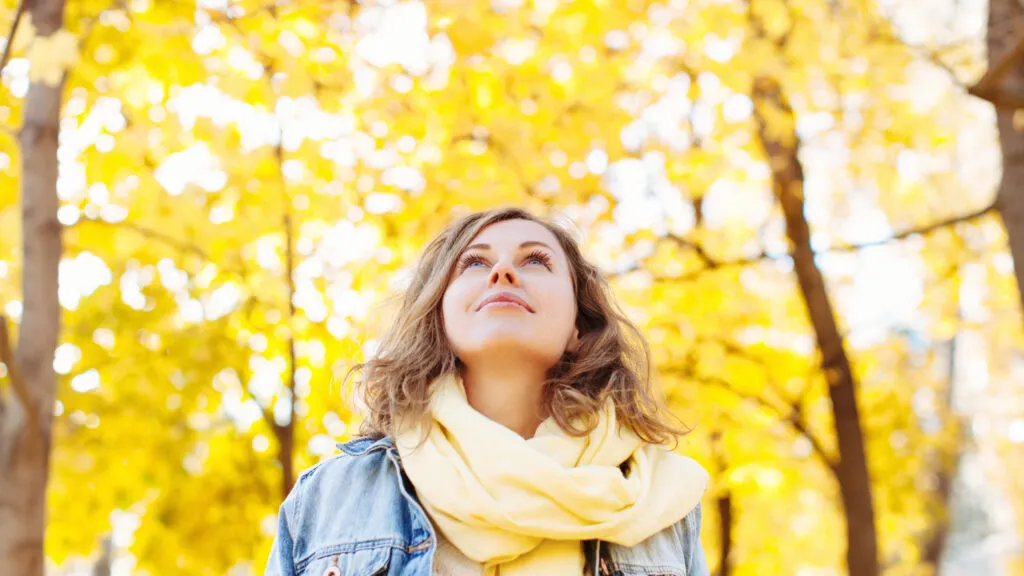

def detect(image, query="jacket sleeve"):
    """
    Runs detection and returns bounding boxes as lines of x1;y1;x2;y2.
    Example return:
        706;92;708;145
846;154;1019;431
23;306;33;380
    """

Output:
684;502;710;576
265;470;309;576
264;499;297;576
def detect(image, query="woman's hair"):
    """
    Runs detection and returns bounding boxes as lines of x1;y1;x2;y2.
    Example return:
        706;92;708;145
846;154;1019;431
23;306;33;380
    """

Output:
344;206;689;446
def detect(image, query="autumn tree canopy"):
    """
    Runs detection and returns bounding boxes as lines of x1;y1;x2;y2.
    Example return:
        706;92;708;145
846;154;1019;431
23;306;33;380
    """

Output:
0;0;1021;575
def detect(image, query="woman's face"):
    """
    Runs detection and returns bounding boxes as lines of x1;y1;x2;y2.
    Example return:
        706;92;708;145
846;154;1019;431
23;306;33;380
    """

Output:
442;219;579;369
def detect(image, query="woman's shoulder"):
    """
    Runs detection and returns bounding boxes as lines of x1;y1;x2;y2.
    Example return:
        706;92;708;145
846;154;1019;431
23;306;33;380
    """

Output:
274;436;415;570
281;436;400;519
269;437;427;575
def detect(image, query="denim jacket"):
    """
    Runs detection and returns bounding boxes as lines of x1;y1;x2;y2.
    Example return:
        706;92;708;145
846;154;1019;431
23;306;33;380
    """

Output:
265;435;709;576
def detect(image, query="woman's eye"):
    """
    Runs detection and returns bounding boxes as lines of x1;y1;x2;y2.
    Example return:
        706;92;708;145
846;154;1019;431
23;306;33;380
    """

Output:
458;252;551;272
457;255;487;271
524;251;552;268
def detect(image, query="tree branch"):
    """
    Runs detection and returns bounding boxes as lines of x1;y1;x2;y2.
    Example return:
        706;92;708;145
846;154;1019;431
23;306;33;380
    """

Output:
969;88;1024;110
716;377;835;471
666;233;721;269
0;0;28;77
613;202;997;281
72;218;289;316
704;338;837;473
861;14;1024;111
914;34;1024;110
685;369;837;474
75;218;214;262
0;314;35;428
970;22;1024;103
828;201;998;253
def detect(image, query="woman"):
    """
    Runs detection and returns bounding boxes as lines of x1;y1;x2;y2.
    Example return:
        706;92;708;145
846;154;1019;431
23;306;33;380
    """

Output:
266;207;710;576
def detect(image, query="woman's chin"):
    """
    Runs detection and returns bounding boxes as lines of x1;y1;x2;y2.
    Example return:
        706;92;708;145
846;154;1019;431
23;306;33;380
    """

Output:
459;339;557;362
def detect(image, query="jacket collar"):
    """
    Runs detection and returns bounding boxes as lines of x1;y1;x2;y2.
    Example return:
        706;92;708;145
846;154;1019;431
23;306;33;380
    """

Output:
336;435;394;456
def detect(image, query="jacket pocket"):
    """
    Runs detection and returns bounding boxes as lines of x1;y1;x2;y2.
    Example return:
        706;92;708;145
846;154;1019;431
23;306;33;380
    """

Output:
610;561;686;576
297;544;391;576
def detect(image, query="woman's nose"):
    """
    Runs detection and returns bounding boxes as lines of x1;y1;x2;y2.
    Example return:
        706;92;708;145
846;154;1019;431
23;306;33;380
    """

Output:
489;259;519;286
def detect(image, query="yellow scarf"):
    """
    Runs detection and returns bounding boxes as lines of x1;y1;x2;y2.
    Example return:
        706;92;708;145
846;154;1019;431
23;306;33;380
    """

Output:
395;372;708;576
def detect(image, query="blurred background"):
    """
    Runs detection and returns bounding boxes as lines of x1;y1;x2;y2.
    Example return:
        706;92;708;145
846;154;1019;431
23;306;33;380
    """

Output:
0;0;1022;574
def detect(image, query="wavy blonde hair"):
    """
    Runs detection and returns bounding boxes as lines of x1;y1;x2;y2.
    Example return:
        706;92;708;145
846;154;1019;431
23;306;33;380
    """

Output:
344;206;688;446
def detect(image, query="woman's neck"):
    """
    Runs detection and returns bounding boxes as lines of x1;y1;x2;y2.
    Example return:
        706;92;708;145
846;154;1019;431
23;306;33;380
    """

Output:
460;361;548;439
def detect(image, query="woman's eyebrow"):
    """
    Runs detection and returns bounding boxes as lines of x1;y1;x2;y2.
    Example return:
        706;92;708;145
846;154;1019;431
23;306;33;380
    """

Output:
463;241;555;252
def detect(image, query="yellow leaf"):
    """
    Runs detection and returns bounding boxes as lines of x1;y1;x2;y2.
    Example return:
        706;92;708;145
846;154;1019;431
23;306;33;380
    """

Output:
26;28;79;87
10;13;37;53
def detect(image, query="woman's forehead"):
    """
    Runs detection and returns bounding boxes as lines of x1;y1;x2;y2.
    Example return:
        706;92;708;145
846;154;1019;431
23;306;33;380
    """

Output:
467;219;562;250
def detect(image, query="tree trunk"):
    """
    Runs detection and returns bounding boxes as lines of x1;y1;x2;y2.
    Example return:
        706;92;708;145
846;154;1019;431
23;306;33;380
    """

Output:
752;77;879;576
715;493;733;576
987;0;1024;325
710;431;733;576
278;206;296;499
0;1;67;574
276;139;296;499
924;335;965;572
91;534;113;576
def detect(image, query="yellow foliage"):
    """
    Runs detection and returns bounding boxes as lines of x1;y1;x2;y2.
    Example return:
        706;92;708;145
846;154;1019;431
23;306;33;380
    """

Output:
0;0;1019;574
26;28;78;86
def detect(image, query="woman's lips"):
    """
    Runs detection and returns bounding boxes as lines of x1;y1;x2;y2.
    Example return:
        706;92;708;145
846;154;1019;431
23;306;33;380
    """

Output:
480;300;531;312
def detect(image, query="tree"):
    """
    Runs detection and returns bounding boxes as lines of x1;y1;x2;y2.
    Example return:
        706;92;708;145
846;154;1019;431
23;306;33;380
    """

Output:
751;73;878;575
0;0;1018;573
972;0;1024;326
0;0;67;574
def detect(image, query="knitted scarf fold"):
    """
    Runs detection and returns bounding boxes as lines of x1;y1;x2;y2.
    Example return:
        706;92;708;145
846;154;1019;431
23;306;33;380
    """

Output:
395;372;708;576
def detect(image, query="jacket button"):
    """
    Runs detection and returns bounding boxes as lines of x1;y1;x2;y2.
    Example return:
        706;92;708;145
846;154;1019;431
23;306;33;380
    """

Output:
323;567;341;576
